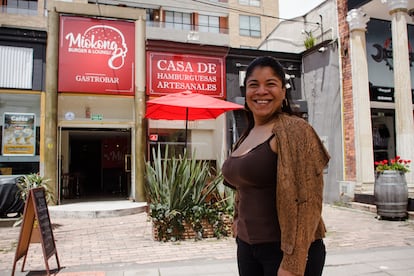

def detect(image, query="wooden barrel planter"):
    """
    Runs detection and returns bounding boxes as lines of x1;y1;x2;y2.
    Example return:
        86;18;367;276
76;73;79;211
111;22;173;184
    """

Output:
374;170;408;219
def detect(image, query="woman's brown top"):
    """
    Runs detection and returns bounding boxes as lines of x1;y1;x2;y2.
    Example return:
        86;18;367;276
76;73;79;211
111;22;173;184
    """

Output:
222;134;280;244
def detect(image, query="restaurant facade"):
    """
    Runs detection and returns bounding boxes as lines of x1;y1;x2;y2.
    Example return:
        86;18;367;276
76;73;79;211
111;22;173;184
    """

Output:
0;2;148;203
2;1;296;205
5;2;414;207
0;28;46;177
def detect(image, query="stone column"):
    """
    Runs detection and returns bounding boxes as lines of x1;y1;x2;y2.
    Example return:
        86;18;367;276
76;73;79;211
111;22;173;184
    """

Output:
346;9;375;193
383;0;414;188
134;16;146;202
43;5;59;203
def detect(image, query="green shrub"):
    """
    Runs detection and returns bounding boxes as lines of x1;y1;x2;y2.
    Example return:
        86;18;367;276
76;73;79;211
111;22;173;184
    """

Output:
145;145;233;241
304;31;316;49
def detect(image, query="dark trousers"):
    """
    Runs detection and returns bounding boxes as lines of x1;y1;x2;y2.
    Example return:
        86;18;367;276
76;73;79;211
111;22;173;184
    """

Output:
236;237;326;276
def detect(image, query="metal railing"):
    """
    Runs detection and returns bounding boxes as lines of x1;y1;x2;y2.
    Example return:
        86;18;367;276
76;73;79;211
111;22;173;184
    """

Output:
146;20;229;35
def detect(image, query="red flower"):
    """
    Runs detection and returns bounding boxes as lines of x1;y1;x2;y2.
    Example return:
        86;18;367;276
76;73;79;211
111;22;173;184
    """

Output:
375;157;411;173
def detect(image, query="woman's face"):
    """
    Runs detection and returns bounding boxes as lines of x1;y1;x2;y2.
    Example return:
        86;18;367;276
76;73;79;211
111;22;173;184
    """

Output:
245;66;286;125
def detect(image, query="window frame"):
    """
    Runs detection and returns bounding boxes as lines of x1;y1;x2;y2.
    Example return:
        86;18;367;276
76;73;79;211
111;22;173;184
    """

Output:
239;15;261;37
165;10;192;30
198;14;220;33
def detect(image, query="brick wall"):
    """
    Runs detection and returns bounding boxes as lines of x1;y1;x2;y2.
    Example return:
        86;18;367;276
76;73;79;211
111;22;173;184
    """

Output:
337;0;356;181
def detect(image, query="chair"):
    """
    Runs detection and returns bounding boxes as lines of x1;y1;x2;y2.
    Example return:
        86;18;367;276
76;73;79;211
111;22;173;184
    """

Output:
61;173;74;199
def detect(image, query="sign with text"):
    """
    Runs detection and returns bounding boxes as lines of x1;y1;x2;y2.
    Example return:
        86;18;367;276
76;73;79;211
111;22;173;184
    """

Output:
58;16;135;95
146;52;226;98
12;188;60;276
370;85;414;103
2;112;36;156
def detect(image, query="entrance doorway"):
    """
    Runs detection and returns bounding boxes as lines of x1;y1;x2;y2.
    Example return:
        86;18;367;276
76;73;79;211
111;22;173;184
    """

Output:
371;109;395;163
59;128;131;201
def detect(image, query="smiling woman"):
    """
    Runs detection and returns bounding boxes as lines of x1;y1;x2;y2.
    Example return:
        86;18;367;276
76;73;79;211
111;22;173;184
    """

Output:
222;56;330;276
244;66;286;125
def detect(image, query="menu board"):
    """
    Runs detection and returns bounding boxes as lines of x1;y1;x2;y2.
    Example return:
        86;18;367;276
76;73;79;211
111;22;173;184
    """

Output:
32;189;56;258
12;188;60;275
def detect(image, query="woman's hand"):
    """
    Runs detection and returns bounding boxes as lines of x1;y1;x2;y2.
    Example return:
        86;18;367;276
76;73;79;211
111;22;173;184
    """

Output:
277;267;299;276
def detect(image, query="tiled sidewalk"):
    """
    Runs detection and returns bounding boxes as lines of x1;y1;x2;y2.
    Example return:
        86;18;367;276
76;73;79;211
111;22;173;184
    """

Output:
1;203;414;274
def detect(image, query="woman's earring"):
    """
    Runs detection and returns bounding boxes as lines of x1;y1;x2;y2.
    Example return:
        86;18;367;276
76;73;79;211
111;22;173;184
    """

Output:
282;98;288;108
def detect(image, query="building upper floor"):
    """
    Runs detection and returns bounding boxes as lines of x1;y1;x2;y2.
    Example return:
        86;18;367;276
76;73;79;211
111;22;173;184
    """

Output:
0;0;280;48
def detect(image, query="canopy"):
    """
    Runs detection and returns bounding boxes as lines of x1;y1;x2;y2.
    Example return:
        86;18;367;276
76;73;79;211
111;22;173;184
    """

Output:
145;91;244;121
145;91;244;148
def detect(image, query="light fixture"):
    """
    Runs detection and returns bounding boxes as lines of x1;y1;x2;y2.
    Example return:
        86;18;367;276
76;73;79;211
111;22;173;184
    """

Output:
318;46;326;53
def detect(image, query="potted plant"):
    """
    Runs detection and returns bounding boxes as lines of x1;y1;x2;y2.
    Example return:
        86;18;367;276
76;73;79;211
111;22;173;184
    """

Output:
145;145;233;241
14;173;54;229
374;156;411;219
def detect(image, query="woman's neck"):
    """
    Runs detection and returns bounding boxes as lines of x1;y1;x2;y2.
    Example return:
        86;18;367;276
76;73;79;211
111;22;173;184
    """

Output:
253;114;278;127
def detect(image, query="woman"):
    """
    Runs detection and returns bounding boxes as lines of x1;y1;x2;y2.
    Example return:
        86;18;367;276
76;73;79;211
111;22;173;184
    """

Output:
222;56;330;276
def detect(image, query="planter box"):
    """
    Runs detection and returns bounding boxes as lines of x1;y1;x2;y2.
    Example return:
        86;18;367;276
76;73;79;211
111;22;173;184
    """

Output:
152;215;233;241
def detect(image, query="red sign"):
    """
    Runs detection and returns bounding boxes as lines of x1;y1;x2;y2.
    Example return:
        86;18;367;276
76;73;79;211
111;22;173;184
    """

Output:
58;16;135;95
146;52;226;98
149;134;158;141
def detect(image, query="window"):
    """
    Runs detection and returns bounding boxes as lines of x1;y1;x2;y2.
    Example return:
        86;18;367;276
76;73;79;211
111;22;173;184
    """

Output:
1;0;38;15
239;15;260;37
146;9;160;21
198;15;219;33
148;129;187;160
165;11;192;30
0;46;33;89
239;0;260;7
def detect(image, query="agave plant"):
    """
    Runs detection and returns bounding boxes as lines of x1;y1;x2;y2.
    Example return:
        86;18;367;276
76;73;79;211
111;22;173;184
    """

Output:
16;173;54;204
145;145;230;241
13;173;54;227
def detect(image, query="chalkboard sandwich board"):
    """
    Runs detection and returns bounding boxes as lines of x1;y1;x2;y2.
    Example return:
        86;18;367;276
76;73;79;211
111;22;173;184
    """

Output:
12;187;60;276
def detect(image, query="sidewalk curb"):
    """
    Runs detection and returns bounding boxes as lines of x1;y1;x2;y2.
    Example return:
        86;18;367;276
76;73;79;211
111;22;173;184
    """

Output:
346;202;414;221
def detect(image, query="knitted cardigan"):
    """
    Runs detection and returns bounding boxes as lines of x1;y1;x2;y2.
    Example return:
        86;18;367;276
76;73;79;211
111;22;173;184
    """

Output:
273;113;330;275
230;113;330;275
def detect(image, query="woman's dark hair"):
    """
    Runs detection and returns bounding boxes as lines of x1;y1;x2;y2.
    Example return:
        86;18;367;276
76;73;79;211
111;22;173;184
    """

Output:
242;56;294;133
